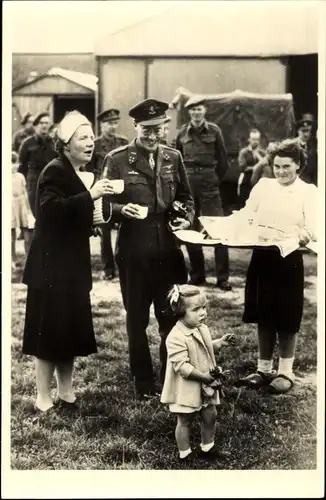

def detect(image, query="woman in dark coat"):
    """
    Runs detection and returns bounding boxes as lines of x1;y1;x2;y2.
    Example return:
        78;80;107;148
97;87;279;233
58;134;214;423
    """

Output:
22;111;114;412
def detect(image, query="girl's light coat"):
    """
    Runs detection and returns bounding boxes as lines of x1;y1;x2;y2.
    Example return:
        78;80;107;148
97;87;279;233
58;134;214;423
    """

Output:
161;320;220;408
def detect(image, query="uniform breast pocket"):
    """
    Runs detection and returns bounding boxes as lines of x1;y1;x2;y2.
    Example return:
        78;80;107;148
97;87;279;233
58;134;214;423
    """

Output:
124;176;152;205
161;173;177;203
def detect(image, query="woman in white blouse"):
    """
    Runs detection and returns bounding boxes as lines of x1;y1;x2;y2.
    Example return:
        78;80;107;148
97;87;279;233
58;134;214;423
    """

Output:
236;140;317;394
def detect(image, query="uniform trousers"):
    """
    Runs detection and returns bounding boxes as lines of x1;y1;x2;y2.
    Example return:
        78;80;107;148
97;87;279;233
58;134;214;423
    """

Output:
100;222;115;276
117;249;187;392
186;168;229;282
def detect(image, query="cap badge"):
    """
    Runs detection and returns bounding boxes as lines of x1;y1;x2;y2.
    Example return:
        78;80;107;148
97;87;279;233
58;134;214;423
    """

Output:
148;105;157;116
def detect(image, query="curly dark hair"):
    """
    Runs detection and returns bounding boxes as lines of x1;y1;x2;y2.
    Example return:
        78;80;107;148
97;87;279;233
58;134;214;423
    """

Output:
269;139;307;171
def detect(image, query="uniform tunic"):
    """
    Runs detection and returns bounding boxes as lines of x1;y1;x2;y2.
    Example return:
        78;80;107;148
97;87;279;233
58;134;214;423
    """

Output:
22;155;98;361
18;134;56;216
241;177;317;332
102;140;194;389
176;120;230;282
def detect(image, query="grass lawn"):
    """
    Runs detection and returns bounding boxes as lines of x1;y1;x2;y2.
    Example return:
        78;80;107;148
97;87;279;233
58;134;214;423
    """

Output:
10;236;317;470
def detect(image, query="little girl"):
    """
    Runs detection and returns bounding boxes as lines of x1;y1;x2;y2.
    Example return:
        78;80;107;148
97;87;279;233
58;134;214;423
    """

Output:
161;284;235;462
12;151;35;269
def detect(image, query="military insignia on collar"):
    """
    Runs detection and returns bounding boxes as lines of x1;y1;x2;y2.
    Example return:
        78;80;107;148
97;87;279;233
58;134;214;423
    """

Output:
163;152;170;161
128;151;137;164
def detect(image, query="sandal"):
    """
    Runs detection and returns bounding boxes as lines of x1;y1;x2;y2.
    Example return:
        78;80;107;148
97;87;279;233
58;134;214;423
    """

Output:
268;374;294;394
236;370;277;388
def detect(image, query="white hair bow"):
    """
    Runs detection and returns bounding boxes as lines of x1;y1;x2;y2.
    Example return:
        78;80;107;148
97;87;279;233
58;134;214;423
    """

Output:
170;284;180;305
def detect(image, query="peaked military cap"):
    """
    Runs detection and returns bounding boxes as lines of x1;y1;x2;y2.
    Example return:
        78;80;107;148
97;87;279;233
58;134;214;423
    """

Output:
129;98;169;126
97;108;120;122
164;116;172;124
296;113;315;129
185;95;206;109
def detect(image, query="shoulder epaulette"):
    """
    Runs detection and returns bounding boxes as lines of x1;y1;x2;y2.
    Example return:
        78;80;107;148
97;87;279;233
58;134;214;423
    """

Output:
109;144;129;156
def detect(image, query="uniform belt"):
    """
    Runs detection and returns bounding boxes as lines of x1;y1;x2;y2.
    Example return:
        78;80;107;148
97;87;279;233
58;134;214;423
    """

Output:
185;165;216;173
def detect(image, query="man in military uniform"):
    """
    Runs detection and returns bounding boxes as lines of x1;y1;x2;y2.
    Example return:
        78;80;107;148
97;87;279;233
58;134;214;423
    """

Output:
176;97;232;291
296;113;317;186
12;112;35;153
90;108;128;280
102;99;194;399
18;112;56;217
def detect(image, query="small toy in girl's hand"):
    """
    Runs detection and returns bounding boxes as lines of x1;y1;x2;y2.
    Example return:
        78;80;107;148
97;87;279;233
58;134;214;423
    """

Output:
221;333;236;346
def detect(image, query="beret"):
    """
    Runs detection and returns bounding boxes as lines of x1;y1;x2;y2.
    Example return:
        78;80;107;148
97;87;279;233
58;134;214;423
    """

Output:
185;95;206;109
21;112;33;126
33;112;50;126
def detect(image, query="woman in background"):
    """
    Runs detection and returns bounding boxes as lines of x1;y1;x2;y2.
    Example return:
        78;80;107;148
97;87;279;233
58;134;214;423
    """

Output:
22;111;114;413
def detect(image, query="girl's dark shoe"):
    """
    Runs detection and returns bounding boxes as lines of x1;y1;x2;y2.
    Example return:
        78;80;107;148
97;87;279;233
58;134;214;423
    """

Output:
55;398;80;413
178;450;196;463
198;445;231;461
236;370;277;388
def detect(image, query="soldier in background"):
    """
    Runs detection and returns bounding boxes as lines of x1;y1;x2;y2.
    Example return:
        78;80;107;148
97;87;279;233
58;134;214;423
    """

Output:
90;108;128;280
295;113;317;186
176;97;232;291
12;112;35;153
18;112;56;216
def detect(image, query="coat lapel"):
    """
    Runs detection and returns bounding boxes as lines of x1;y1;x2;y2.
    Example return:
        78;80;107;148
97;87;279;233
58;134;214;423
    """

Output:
128;140;155;180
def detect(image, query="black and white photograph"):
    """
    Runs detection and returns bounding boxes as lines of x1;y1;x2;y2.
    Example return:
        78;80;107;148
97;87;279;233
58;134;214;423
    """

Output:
2;0;325;497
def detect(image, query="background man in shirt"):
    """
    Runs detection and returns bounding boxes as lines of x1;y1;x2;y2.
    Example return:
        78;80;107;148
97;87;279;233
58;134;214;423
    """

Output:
176;97;232;291
12;112;35;153
90;108;128;280
238;129;266;207
102;98;194;399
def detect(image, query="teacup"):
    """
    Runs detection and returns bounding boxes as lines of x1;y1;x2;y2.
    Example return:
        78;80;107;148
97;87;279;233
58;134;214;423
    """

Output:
110;179;124;194
136;205;148;219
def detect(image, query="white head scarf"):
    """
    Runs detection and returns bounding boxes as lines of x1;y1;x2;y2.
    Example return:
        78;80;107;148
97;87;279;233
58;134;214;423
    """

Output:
57;110;91;144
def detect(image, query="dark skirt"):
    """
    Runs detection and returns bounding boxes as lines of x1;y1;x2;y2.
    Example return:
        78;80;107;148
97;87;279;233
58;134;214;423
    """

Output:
243;248;304;333
22;288;97;361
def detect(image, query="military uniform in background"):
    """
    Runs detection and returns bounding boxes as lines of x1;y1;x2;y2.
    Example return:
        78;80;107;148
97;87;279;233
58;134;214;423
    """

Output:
102;99;194;397
88;108;128;279
176;97;231;289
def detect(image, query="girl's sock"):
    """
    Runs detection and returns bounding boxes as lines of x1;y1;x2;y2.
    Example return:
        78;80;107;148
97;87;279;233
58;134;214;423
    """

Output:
278;357;295;379
257;358;273;374
200;441;214;452
179;448;192;459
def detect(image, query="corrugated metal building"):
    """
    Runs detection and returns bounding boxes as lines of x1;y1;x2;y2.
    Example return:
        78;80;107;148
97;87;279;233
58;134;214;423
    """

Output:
94;4;318;141
12;67;98;134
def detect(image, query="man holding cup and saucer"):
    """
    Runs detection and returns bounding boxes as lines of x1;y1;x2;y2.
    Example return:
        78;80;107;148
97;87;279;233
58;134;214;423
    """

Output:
102;98;194;400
